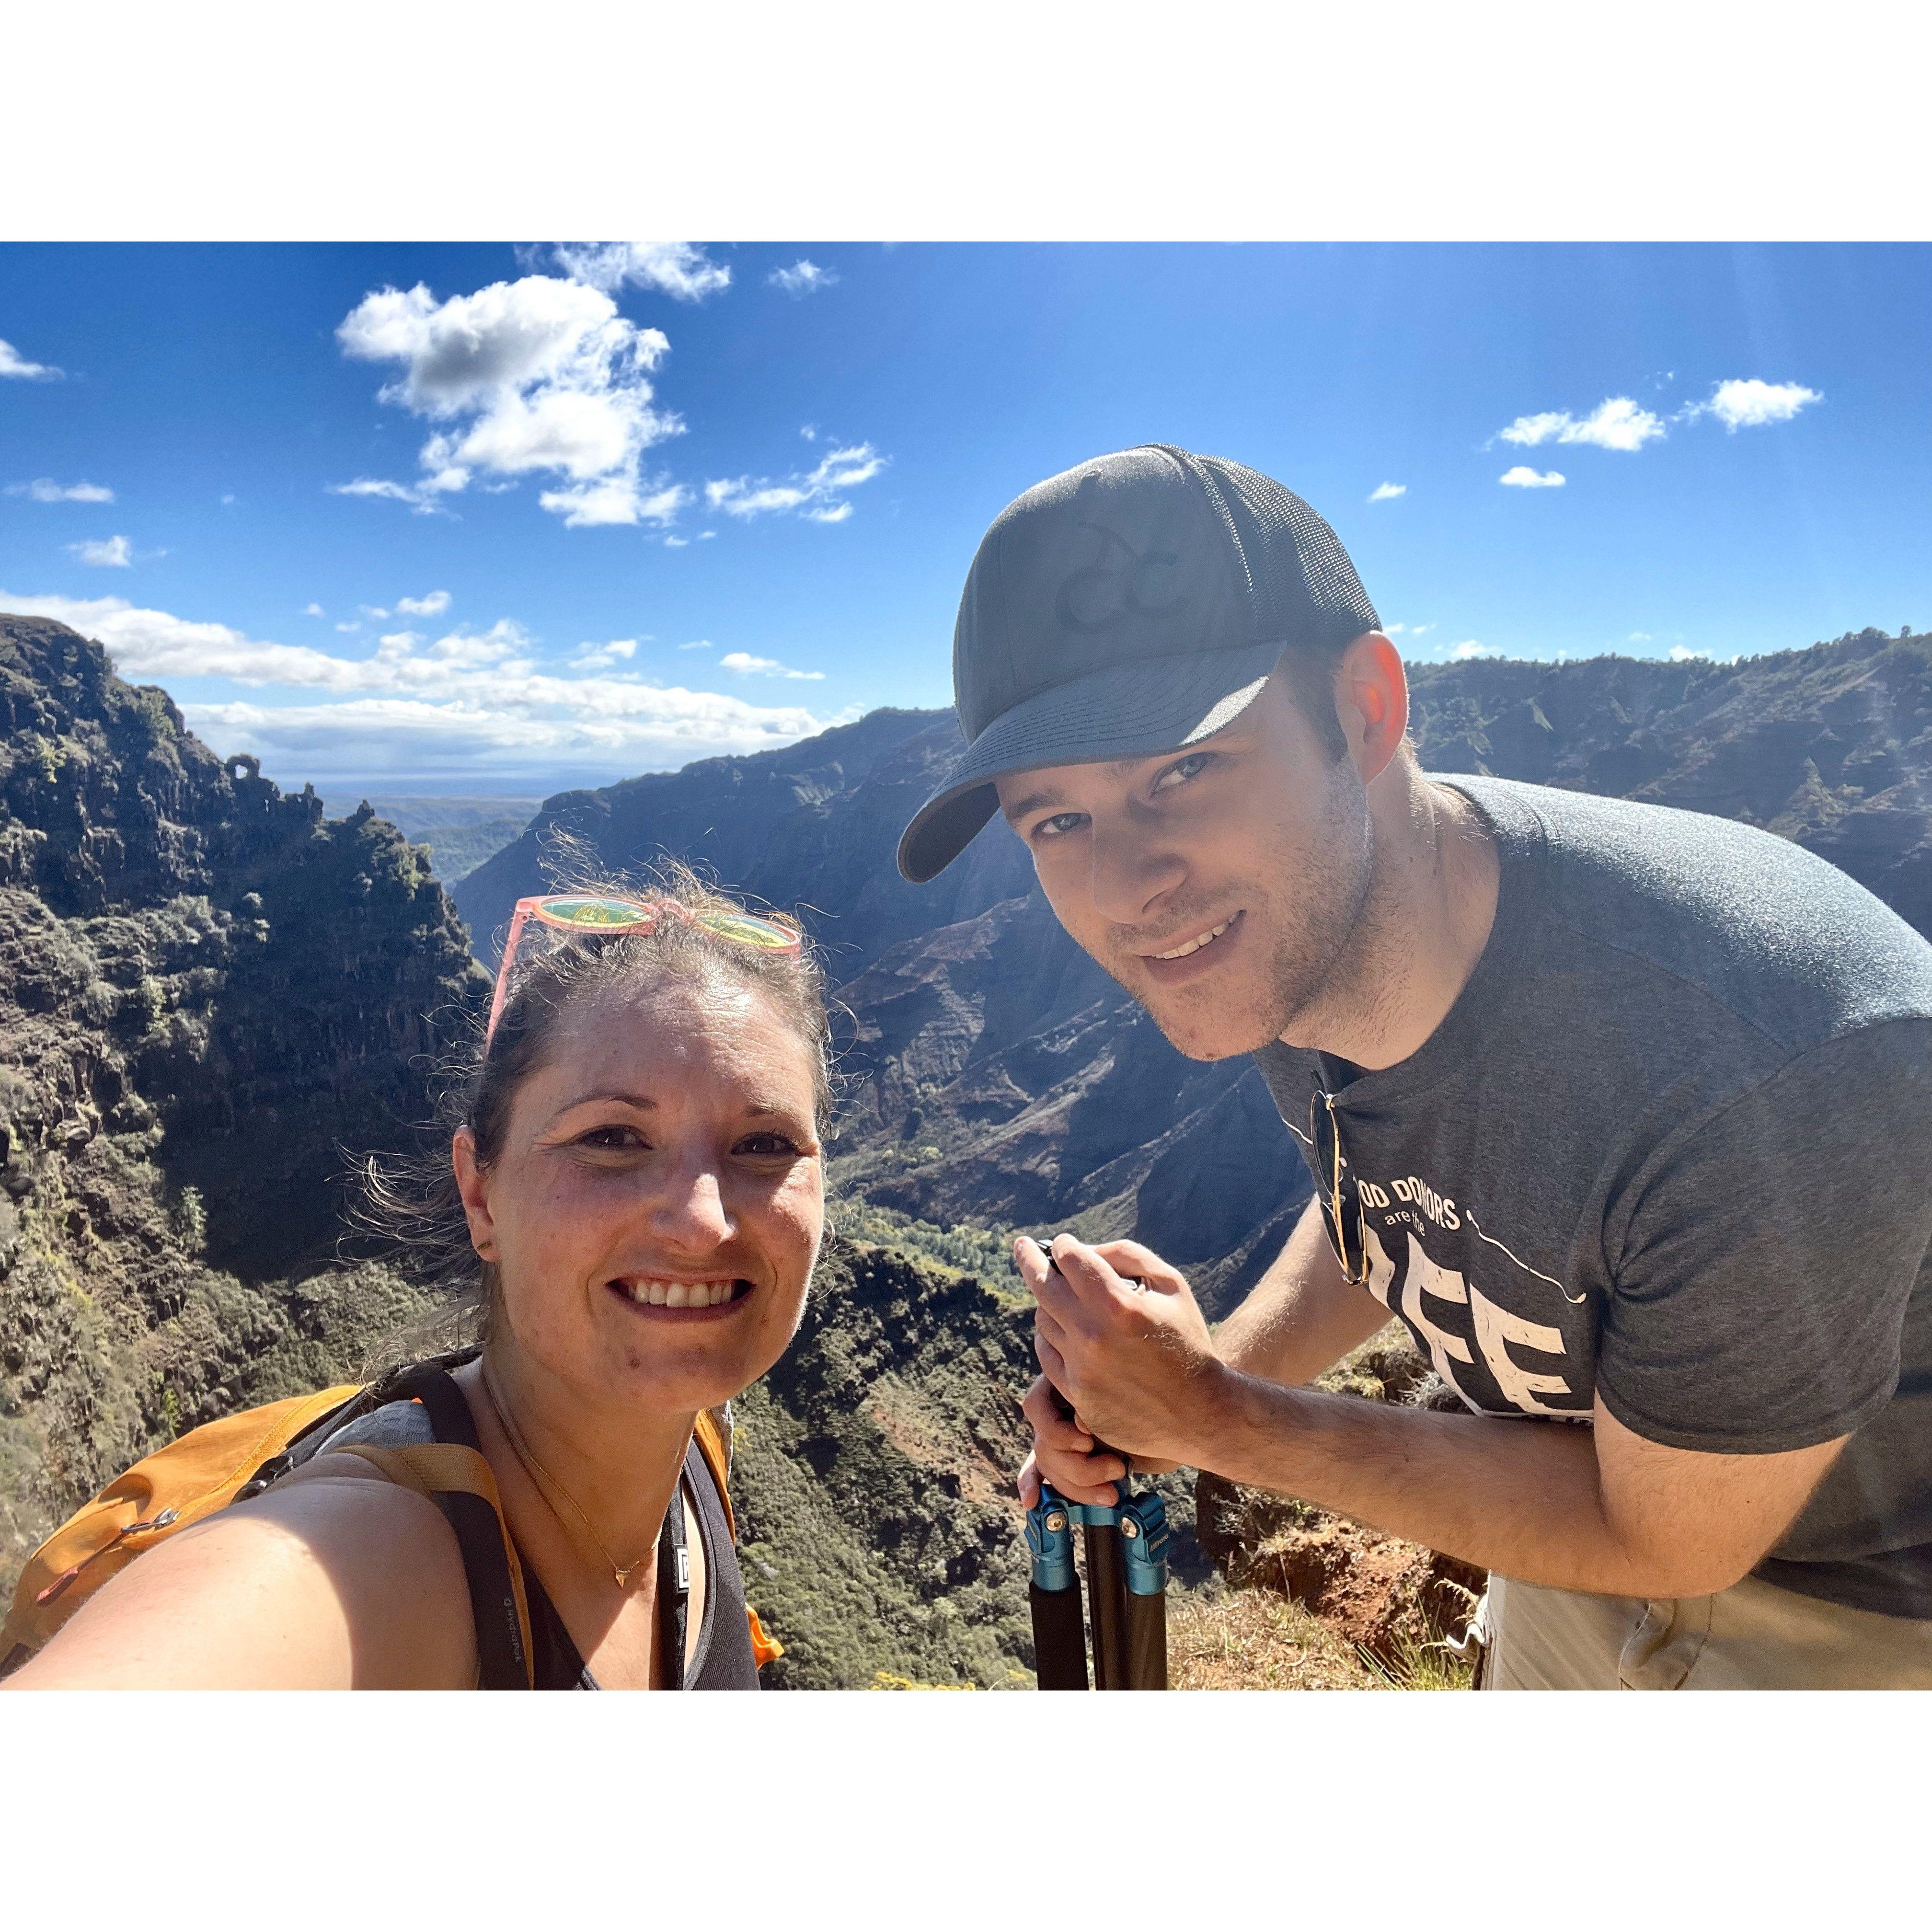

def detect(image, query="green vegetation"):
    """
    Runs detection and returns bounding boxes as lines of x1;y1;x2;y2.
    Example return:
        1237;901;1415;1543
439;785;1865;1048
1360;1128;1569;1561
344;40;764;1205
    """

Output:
828;1195;1035;1302
728;1237;1043;1689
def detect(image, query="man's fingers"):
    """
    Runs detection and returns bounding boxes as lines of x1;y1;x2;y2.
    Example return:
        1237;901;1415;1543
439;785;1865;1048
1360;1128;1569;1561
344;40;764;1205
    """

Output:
1035;1328;1070;1393
1024;1364;1125;1495
1035;1440;1127;1499
1089;1240;1189;1297
1017;1449;1043;1509
1022;1372;1092;1451
1018;1235;1089;1324
1048;1231;1162;1315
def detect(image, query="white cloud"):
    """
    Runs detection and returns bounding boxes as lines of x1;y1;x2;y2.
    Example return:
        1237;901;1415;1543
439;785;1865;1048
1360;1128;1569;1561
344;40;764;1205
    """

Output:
335;621;361;633
303;603;325;618
0;339;60;380
1669;645;1707;661
395;589;451;617
0;586;835;785
678;639;713;650
769;260;838;297
9;477;114;503
1498;396;1666;452
548;243;732;302
1451;640;1499;660
1692;378;1823;431
333;276;683;528
538;477;687;529
1629;631;1652;642
705;442;886;523
573;637;639;667
328;476;452;514
720;651;824;680
1500;466;1565;488
1367;482;1406;503
68;535;133;567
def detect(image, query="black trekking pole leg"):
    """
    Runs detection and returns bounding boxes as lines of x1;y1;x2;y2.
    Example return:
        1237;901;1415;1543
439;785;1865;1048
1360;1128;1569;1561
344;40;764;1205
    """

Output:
1122;1555;1168;1688
1025;1488;1090;1690
1082;1519;1131;1689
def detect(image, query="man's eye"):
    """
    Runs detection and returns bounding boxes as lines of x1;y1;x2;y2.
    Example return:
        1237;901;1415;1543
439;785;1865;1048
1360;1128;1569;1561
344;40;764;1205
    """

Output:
1152;753;1212;794
1032;811;1087;841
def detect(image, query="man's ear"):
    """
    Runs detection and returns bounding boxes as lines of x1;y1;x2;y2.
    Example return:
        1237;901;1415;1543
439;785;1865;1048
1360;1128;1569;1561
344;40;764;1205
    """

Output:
452;1127;500;1262
1333;632;1409;785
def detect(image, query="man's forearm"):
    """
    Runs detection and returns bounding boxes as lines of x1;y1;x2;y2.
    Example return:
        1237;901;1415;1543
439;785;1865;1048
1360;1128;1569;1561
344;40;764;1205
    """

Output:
1192;1369;1722;1599
1214;1198;1390;1385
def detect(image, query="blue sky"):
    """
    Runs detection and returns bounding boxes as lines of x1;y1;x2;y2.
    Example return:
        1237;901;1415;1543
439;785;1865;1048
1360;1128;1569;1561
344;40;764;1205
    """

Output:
2;242;1926;800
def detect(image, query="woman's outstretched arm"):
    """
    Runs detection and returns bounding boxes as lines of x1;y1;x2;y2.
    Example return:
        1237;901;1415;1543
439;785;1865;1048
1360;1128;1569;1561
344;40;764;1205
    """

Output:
4;1459;475;1690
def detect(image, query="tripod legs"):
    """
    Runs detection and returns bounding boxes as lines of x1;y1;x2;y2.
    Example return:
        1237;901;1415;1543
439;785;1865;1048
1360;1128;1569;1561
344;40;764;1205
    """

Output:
1028;1579;1090;1690
1026;1483;1171;1690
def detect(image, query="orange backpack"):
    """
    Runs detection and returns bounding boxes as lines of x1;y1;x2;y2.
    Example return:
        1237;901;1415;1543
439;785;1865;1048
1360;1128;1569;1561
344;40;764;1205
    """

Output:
0;1354;781;1685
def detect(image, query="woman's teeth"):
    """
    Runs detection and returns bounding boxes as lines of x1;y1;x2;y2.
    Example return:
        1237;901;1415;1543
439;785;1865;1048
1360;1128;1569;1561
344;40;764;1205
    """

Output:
1153;918;1231;961
620;1279;741;1308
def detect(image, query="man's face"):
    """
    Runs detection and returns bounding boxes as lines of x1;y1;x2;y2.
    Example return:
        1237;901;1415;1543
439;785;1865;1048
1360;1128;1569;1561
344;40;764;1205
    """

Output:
994;671;1375;1060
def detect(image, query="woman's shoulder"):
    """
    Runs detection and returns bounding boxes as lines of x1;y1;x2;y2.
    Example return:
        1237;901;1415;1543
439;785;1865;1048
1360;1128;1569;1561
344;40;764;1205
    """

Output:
10;1399;476;1690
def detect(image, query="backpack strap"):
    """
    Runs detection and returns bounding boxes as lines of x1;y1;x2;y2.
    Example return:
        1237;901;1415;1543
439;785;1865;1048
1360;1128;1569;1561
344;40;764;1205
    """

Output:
690;1410;735;1538
328;1363;535;1691
331;1441;534;1691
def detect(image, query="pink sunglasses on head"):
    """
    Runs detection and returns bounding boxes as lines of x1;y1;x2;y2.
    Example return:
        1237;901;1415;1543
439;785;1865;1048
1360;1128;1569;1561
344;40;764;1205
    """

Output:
484;893;802;1047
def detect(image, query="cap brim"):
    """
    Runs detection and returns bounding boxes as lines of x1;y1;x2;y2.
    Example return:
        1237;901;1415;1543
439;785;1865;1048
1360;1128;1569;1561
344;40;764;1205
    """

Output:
896;641;1283;883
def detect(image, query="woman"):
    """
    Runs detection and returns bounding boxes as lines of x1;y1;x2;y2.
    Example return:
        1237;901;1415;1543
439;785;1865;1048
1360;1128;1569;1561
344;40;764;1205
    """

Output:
6;871;829;1689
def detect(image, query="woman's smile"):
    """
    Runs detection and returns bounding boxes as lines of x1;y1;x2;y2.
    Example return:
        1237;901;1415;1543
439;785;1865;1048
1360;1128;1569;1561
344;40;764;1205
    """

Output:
605;1274;754;1317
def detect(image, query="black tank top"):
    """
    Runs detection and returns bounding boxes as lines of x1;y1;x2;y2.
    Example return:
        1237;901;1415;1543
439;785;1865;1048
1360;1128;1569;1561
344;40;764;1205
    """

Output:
317;1388;761;1691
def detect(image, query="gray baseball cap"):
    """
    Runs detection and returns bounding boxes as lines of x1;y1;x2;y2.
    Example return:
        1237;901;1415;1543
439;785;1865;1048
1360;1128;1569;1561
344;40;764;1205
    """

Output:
896;444;1380;883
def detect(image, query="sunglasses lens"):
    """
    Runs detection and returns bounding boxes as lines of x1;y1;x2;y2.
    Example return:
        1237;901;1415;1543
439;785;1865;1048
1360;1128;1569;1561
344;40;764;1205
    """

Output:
695;910;799;952
532;896;654;930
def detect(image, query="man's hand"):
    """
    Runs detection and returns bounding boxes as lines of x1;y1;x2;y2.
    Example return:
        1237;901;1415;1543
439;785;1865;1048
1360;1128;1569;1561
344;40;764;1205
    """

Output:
1015;1234;1222;1502
1017;1377;1155;1508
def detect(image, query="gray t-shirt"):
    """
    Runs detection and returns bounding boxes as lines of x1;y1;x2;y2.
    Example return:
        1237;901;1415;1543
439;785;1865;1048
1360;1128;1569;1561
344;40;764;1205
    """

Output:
1254;775;1932;1619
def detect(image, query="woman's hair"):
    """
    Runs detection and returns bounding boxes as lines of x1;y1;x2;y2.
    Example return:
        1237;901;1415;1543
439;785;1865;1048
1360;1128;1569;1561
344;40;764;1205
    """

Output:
351;849;831;1360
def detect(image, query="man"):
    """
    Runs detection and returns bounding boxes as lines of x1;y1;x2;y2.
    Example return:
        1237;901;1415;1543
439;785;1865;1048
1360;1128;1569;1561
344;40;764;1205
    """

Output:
896;444;1932;1688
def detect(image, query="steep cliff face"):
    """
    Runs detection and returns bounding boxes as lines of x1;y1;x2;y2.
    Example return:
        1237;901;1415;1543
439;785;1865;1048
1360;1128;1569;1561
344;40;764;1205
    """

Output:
0;615;481;1593
464;626;1932;1318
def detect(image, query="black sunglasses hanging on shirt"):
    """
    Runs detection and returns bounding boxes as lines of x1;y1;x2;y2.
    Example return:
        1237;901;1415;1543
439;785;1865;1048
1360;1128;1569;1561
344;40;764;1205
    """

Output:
1311;1088;1369;1287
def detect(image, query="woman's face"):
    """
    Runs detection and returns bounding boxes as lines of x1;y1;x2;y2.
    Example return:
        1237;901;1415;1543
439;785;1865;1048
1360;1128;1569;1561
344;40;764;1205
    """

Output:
455;967;824;1416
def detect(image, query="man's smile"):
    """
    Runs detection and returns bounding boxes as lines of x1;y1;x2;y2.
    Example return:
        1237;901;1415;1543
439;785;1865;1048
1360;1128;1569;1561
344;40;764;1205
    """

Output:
1132;909;1246;985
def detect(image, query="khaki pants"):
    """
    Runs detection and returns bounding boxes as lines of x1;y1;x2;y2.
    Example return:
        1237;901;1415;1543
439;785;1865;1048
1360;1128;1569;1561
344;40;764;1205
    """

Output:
1480;1572;1932;1689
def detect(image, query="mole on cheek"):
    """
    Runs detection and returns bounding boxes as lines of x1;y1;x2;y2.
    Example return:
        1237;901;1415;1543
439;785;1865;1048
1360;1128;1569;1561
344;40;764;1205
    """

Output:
626;1351;642;1372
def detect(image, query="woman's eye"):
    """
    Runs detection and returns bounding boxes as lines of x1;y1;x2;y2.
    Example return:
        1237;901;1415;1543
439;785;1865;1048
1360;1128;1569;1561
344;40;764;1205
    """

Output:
1152;753;1212;794
736;1132;802;1158
1032;811;1088;842
579;1125;647;1150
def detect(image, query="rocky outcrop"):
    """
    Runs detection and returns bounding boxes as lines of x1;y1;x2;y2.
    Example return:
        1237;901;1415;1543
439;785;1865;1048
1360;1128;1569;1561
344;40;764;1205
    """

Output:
0;615;482;1595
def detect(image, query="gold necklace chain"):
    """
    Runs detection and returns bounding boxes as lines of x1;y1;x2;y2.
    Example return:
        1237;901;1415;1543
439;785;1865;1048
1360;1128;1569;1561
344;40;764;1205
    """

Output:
480;1356;655;1593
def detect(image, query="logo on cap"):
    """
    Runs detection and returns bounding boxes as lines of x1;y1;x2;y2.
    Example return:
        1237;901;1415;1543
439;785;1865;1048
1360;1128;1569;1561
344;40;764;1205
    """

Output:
1053;521;1187;635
